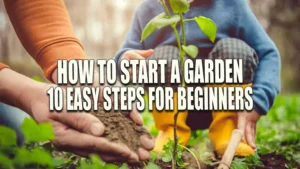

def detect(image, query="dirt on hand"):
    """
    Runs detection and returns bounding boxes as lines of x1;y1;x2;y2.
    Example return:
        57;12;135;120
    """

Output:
91;107;152;153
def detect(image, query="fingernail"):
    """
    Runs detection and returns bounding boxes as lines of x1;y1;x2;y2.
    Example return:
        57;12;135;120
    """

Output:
90;122;104;136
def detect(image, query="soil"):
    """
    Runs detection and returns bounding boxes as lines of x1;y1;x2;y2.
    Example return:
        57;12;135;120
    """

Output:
55;108;299;169
257;154;299;169
122;153;300;169
55;153;299;169
90;109;299;169
91;108;152;153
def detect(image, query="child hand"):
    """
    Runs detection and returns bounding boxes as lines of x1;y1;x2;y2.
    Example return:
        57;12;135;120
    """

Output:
121;49;153;60
120;49;153;77
237;110;261;151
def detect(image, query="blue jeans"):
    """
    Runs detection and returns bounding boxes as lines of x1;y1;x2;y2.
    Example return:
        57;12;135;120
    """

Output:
0;103;29;145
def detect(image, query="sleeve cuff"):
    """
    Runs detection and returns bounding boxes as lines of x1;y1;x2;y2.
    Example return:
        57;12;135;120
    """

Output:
252;94;268;115
0;63;10;71
114;48;131;76
36;41;88;82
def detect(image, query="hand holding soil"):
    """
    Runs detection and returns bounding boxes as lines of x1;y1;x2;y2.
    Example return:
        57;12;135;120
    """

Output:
18;81;154;163
92;106;154;161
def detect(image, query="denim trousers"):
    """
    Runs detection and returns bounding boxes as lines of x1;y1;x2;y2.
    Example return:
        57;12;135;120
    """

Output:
0;102;29;145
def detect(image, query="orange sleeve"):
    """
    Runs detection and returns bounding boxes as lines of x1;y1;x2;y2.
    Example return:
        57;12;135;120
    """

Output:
0;63;10;71
4;0;87;82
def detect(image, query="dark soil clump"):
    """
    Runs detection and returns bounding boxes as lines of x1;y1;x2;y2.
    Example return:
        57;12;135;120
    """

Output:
92;109;152;153
257;154;300;169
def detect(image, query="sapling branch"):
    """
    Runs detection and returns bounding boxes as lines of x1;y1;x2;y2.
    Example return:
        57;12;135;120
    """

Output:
161;0;171;17
160;1;187;169
180;13;186;46
179;13;187;88
171;24;183;53
184;18;195;22
173;110;180;169
171;23;182;169
143;1;217;168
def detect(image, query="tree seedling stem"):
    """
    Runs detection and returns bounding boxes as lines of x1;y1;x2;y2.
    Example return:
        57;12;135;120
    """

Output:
141;1;217;168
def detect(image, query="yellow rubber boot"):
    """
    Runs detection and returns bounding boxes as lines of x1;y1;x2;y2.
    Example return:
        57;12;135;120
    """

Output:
152;92;191;152
209;84;254;157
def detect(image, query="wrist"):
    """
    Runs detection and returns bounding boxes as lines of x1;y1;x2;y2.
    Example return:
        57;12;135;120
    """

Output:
0;68;24;107
51;68;58;84
18;81;46;115
0;68;43;116
0;68;12;104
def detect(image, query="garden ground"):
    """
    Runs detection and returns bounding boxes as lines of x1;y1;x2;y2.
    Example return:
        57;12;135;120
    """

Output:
0;95;299;169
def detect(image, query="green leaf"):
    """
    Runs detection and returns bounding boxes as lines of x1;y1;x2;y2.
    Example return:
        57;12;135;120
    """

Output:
77;160;90;169
13;148;53;166
52;158;65;167
150;151;158;162
103;164;119;169
231;158;247;169
0;153;12;168
147;162;161;169
0;126;17;146
119;163;128;169
177;157;186;167
21;118;55;143
154;14;180;29
245;153;264;167
163;139;174;153
90;155;105;168
77;155;108;169
141;13;180;42
169;0;190;13
176;148;183;159
161;153;172;163
141;22;156;42
182;45;199;58
194;16;217;43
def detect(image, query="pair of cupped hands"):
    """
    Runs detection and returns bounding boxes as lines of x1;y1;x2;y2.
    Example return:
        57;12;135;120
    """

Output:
29;49;260;163
26;49;154;163
27;83;150;161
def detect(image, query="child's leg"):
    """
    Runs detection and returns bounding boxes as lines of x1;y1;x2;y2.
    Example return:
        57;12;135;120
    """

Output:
207;38;259;157
148;46;191;152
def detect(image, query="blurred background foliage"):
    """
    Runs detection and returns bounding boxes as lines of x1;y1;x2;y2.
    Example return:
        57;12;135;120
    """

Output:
0;0;299;93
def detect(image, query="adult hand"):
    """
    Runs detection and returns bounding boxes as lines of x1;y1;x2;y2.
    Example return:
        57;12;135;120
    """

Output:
18;82;154;162
48;55;155;160
49;113;139;162
49;112;153;162
237;110;261;151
